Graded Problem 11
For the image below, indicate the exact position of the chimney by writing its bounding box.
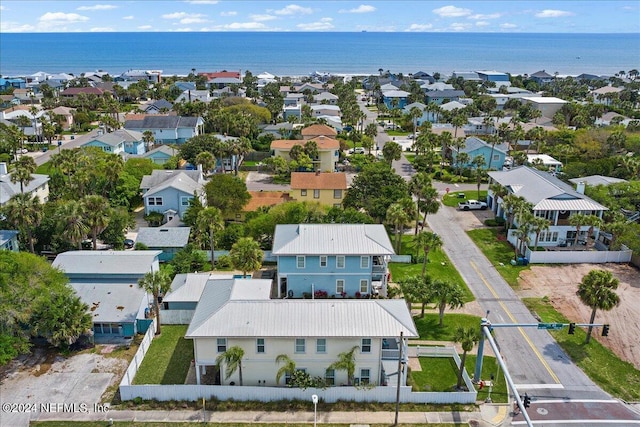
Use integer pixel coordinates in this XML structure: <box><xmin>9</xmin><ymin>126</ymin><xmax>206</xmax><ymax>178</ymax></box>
<box><xmin>576</xmin><ymin>181</ymin><xmax>586</xmax><ymax>194</ymax></box>
<box><xmin>0</xmin><ymin>162</ymin><xmax>7</xmax><ymax>175</ymax></box>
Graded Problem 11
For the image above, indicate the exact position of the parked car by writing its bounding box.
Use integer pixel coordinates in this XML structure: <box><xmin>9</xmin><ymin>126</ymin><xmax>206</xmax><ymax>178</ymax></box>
<box><xmin>458</xmin><ymin>200</ymin><xmax>488</xmax><ymax>211</ymax></box>
<box><xmin>124</xmin><ymin>239</ymin><xmax>135</xmax><ymax>249</ymax></box>
<box><xmin>349</xmin><ymin>147</ymin><xmax>366</xmax><ymax>154</ymax></box>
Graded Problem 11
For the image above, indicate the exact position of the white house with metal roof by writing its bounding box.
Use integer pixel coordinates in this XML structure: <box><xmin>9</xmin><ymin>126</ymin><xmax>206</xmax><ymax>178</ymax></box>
<box><xmin>135</xmin><ymin>227</ymin><xmax>191</xmax><ymax>262</ymax></box>
<box><xmin>271</xmin><ymin>224</ymin><xmax>394</xmax><ymax>299</ymax></box>
<box><xmin>0</xmin><ymin>162</ymin><xmax>50</xmax><ymax>207</ymax></box>
<box><xmin>488</xmin><ymin>166</ymin><xmax>608</xmax><ymax>251</ymax></box>
<box><xmin>185</xmin><ymin>277</ymin><xmax>417</xmax><ymax>388</ymax></box>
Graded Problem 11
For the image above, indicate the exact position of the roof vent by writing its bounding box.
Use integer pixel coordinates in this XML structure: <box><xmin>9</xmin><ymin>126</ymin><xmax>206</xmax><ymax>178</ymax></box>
<box><xmin>160</xmin><ymin>229</ymin><xmax>169</xmax><ymax>232</ymax></box>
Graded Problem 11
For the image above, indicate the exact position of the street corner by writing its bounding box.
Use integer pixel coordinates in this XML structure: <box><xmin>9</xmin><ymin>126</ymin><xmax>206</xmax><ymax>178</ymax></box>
<box><xmin>480</xmin><ymin>403</ymin><xmax>509</xmax><ymax>426</ymax></box>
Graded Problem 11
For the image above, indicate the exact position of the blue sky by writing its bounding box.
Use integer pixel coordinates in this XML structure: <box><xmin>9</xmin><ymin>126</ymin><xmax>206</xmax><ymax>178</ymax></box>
<box><xmin>1</xmin><ymin>1</ymin><xmax>638</xmax><ymax>33</ymax></box>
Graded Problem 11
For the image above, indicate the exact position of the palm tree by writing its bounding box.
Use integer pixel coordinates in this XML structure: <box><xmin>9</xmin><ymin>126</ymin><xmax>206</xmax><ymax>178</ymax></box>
<box><xmin>577</xmin><ymin>269</ymin><xmax>620</xmax><ymax>344</ymax></box>
<box><xmin>409</xmin><ymin>106</ymin><xmax>423</xmax><ymax>140</ymax></box>
<box><xmin>57</xmin><ymin>200</ymin><xmax>89</xmax><ymax>250</ymax></box>
<box><xmin>427</xmin><ymin>279</ymin><xmax>465</xmax><ymax>327</ymax></box>
<box><xmin>438</xmin><ymin>131</ymin><xmax>453</xmax><ymax>171</ymax></box>
<box><xmin>138</xmin><ymin>270</ymin><xmax>171</xmax><ymax>335</ymax></box>
<box><xmin>453</xmin><ymin>326</ymin><xmax>480</xmax><ymax>389</ymax></box>
<box><xmin>195</xmin><ymin>151</ymin><xmax>216</xmax><ymax>175</ymax></box>
<box><xmin>382</xmin><ymin>141</ymin><xmax>402</xmax><ymax>165</ymax></box>
<box><xmin>328</xmin><ymin>345</ymin><xmax>359</xmax><ymax>386</ymax></box>
<box><xmin>3</xmin><ymin>193</ymin><xmax>43</xmax><ymax>253</ymax></box>
<box><xmin>471</xmin><ymin>155</ymin><xmax>486</xmax><ymax>199</ymax></box>
<box><xmin>196</xmin><ymin>207</ymin><xmax>224</xmax><ymax>270</ymax></box>
<box><xmin>229</xmin><ymin>237</ymin><xmax>263</xmax><ymax>277</ymax></box>
<box><xmin>409</xmin><ymin>172</ymin><xmax>431</xmax><ymax>235</ymax></box>
<box><xmin>10</xmin><ymin>156</ymin><xmax>37</xmax><ymax>194</ymax></box>
<box><xmin>275</xmin><ymin>354</ymin><xmax>297</xmax><ymax>385</ymax></box>
<box><xmin>418</xmin><ymin>187</ymin><xmax>440</xmax><ymax>230</ymax></box>
<box><xmin>569</xmin><ymin>213</ymin><xmax>590</xmax><ymax>247</ymax></box>
<box><xmin>488</xmin><ymin>182</ymin><xmax>508</xmax><ymax>214</ymax></box>
<box><xmin>531</xmin><ymin>216</ymin><xmax>551</xmax><ymax>251</ymax></box>
<box><xmin>584</xmin><ymin>215</ymin><xmax>604</xmax><ymax>249</ymax></box>
<box><xmin>82</xmin><ymin>195</ymin><xmax>111</xmax><ymax>250</ymax></box>
<box><xmin>386</xmin><ymin>202</ymin><xmax>409</xmax><ymax>254</ymax></box>
<box><xmin>215</xmin><ymin>346</ymin><xmax>245</xmax><ymax>386</ymax></box>
<box><xmin>412</xmin><ymin>231</ymin><xmax>443</xmax><ymax>278</ymax></box>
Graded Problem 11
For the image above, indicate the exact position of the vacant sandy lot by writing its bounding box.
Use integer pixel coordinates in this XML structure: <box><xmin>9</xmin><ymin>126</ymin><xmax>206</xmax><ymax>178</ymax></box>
<box><xmin>518</xmin><ymin>263</ymin><xmax>640</xmax><ymax>370</ymax></box>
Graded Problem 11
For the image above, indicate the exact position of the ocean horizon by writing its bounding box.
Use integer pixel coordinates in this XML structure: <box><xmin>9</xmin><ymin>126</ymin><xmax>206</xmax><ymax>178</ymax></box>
<box><xmin>1</xmin><ymin>32</ymin><xmax>638</xmax><ymax>78</ymax></box>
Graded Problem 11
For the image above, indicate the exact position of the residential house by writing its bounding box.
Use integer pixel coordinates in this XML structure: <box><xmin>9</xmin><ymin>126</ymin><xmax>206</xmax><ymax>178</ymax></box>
<box><xmin>487</xmin><ymin>166</ymin><xmax>608</xmax><ymax>249</ymax></box>
<box><xmin>271</xmin><ymin>136</ymin><xmax>340</xmax><ymax>172</ymax></box>
<box><xmin>311</xmin><ymin>92</ymin><xmax>339</xmax><ymax>105</ymax></box>
<box><xmin>402</xmin><ymin>102</ymin><xmax>434</xmax><ymax>125</ymax></box>
<box><xmin>50</xmin><ymin>106</ymin><xmax>74</xmax><ymax>129</ymax></box>
<box><xmin>124</xmin><ymin>115</ymin><xmax>204</xmax><ymax>144</ymax></box>
<box><xmin>81</xmin><ymin>128</ymin><xmax>146</xmax><ymax>156</ymax></box>
<box><xmin>0</xmin><ymin>162</ymin><xmax>50</xmax><ymax>207</ymax></box>
<box><xmin>382</xmin><ymin>90</ymin><xmax>410</xmax><ymax>110</ymax></box>
<box><xmin>421</xmin><ymin>82</ymin><xmax>455</xmax><ymax>92</ymax></box>
<box><xmin>140</xmin><ymin>169</ymin><xmax>206</xmax><ymax>223</ymax></box>
<box><xmin>290</xmin><ymin>172</ymin><xmax>347</xmax><ymax>208</ymax></box>
<box><xmin>135</xmin><ymin>227</ymin><xmax>190</xmax><ymax>262</ymax></box>
<box><xmin>595</xmin><ymin>111</ymin><xmax>629</xmax><ymax>127</ymax></box>
<box><xmin>452</xmin><ymin>137</ymin><xmax>508</xmax><ymax>170</ymax></box>
<box><xmin>521</xmin><ymin>96</ymin><xmax>567</xmax><ymax>119</ymax></box>
<box><xmin>59</xmin><ymin>87</ymin><xmax>106</xmax><ymax>99</ymax></box>
<box><xmin>425</xmin><ymin>90</ymin><xmax>466</xmax><ymax>105</ymax></box>
<box><xmin>0</xmin><ymin>77</ymin><xmax>26</xmax><ymax>90</ymax></box>
<box><xmin>258</xmin><ymin>122</ymin><xmax>294</xmax><ymax>139</ymax></box>
<box><xmin>117</xmin><ymin>69</ymin><xmax>162</xmax><ymax>83</ymax></box>
<box><xmin>476</xmin><ymin>70</ymin><xmax>511</xmax><ymax>86</ymax></box>
<box><xmin>231</xmin><ymin>191</ymin><xmax>293</xmax><ymax>222</ymax></box>
<box><xmin>185</xmin><ymin>277</ymin><xmax>417</xmax><ymax>387</ymax></box>
<box><xmin>163</xmin><ymin>273</ymin><xmax>234</xmax><ymax>311</ymax></box>
<box><xmin>295</xmin><ymin>82</ymin><xmax>334</xmax><ymax>93</ymax></box>
<box><xmin>207</xmin><ymin>77</ymin><xmax>242</xmax><ymax>89</ymax></box>
<box><xmin>271</xmin><ymin>223</ymin><xmax>394</xmax><ymax>299</ymax></box>
<box><xmin>0</xmin><ymin>230</ymin><xmax>19</xmax><ymax>251</ymax></box>
<box><xmin>12</xmin><ymin>88</ymin><xmax>43</xmax><ymax>105</ymax></box>
<box><xmin>568</xmin><ymin>175</ymin><xmax>628</xmax><ymax>188</ymax></box>
<box><xmin>174</xmin><ymin>90</ymin><xmax>213</xmax><ymax>104</ymax></box>
<box><xmin>143</xmin><ymin>99</ymin><xmax>174</xmax><ymax>114</ymax></box>
<box><xmin>52</xmin><ymin>250</ymin><xmax>161</xmax><ymax>342</ymax></box>
<box><xmin>142</xmin><ymin>145</ymin><xmax>178</xmax><ymax>165</ymax></box>
<box><xmin>199</xmin><ymin>71</ymin><xmax>241</xmax><ymax>81</ymax></box>
<box><xmin>452</xmin><ymin>71</ymin><xmax>480</xmax><ymax>81</ymax></box>
<box><xmin>529</xmin><ymin>70</ymin><xmax>554</xmax><ymax>85</ymax></box>
<box><xmin>310</xmin><ymin>104</ymin><xmax>341</xmax><ymax>118</ymax></box>
<box><xmin>590</xmin><ymin>86</ymin><xmax>624</xmax><ymax>106</ymax></box>
<box><xmin>0</xmin><ymin>106</ymin><xmax>45</xmax><ymax>137</ymax></box>
<box><xmin>173</xmin><ymin>81</ymin><xmax>196</xmax><ymax>92</ymax></box>
<box><xmin>412</xmin><ymin>71</ymin><xmax>435</xmax><ymax>84</ymax></box>
<box><xmin>526</xmin><ymin>154</ymin><xmax>563</xmax><ymax>172</ymax></box>
<box><xmin>301</xmin><ymin>124</ymin><xmax>337</xmax><ymax>140</ymax></box>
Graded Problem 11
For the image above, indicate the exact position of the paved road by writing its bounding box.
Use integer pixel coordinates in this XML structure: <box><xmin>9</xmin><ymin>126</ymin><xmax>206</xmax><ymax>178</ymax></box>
<box><xmin>427</xmin><ymin>200</ymin><xmax>640</xmax><ymax>426</ymax></box>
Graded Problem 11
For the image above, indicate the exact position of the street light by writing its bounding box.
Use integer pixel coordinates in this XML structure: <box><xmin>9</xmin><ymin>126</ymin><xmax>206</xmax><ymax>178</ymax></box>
<box><xmin>311</xmin><ymin>394</ymin><xmax>318</xmax><ymax>427</ymax></box>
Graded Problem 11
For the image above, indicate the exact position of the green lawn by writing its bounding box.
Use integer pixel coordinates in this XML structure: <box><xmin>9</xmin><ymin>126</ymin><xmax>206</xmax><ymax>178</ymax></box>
<box><xmin>466</xmin><ymin>228</ymin><xmax>528</xmax><ymax>288</ymax></box>
<box><xmin>35</xmin><ymin>161</ymin><xmax>53</xmax><ymax>175</ymax></box>
<box><xmin>133</xmin><ymin>325</ymin><xmax>193</xmax><ymax>385</ymax></box>
<box><xmin>442</xmin><ymin>190</ymin><xmax>488</xmax><ymax>207</ymax></box>
<box><xmin>522</xmin><ymin>298</ymin><xmax>640</xmax><ymax>402</ymax></box>
<box><xmin>412</xmin><ymin>313</ymin><xmax>481</xmax><ymax>341</ymax></box>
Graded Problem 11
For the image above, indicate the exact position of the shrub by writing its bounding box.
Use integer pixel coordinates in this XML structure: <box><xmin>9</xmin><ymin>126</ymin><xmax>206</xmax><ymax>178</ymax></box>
<box><xmin>215</xmin><ymin>254</ymin><xmax>233</xmax><ymax>270</ymax></box>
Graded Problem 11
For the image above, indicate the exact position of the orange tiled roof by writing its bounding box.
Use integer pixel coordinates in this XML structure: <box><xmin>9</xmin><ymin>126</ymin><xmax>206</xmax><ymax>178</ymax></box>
<box><xmin>290</xmin><ymin>172</ymin><xmax>347</xmax><ymax>190</ymax></box>
<box><xmin>301</xmin><ymin>124</ymin><xmax>337</xmax><ymax>137</ymax></box>
<box><xmin>244</xmin><ymin>191</ymin><xmax>293</xmax><ymax>212</ymax></box>
<box><xmin>198</xmin><ymin>71</ymin><xmax>241</xmax><ymax>79</ymax></box>
<box><xmin>271</xmin><ymin>136</ymin><xmax>340</xmax><ymax>150</ymax></box>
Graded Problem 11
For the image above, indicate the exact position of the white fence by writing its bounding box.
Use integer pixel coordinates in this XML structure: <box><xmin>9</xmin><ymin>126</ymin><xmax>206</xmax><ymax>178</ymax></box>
<box><xmin>413</xmin><ymin>346</ymin><xmax>476</xmax><ymax>398</ymax></box>
<box><xmin>525</xmin><ymin>247</ymin><xmax>632</xmax><ymax>264</ymax></box>
<box><xmin>120</xmin><ymin>319</ymin><xmax>155</xmax><ymax>387</ymax></box>
<box><xmin>160</xmin><ymin>310</ymin><xmax>194</xmax><ymax>325</ymax></box>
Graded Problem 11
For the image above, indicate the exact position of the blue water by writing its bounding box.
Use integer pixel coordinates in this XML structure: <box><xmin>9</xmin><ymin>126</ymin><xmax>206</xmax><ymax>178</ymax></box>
<box><xmin>1</xmin><ymin>32</ymin><xmax>638</xmax><ymax>77</ymax></box>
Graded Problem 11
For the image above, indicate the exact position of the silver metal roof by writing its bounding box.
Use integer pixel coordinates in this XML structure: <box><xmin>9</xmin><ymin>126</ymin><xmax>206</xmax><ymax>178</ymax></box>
<box><xmin>52</xmin><ymin>250</ymin><xmax>161</xmax><ymax>276</ymax></box>
<box><xmin>143</xmin><ymin>172</ymin><xmax>202</xmax><ymax>198</ymax></box>
<box><xmin>568</xmin><ymin>175</ymin><xmax>628</xmax><ymax>187</ymax></box>
<box><xmin>164</xmin><ymin>273</ymin><xmax>233</xmax><ymax>303</ymax></box>
<box><xmin>71</xmin><ymin>282</ymin><xmax>147</xmax><ymax>323</ymax></box>
<box><xmin>186</xmin><ymin>280</ymin><xmax>417</xmax><ymax>339</ymax></box>
<box><xmin>136</xmin><ymin>227</ymin><xmax>191</xmax><ymax>248</ymax></box>
<box><xmin>272</xmin><ymin>224</ymin><xmax>395</xmax><ymax>256</ymax></box>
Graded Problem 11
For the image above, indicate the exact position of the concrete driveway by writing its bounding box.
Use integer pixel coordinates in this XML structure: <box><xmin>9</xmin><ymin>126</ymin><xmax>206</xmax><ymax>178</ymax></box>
<box><xmin>245</xmin><ymin>171</ymin><xmax>291</xmax><ymax>192</ymax></box>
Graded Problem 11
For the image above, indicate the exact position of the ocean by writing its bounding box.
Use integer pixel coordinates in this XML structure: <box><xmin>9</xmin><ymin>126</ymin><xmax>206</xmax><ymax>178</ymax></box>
<box><xmin>0</xmin><ymin>32</ymin><xmax>638</xmax><ymax>78</ymax></box>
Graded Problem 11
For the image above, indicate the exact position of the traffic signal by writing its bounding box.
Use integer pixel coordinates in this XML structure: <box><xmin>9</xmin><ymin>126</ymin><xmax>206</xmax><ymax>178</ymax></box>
<box><xmin>602</xmin><ymin>324</ymin><xmax>610</xmax><ymax>337</ymax></box>
<box><xmin>523</xmin><ymin>393</ymin><xmax>531</xmax><ymax>408</ymax></box>
<box><xmin>568</xmin><ymin>322</ymin><xmax>576</xmax><ymax>335</ymax></box>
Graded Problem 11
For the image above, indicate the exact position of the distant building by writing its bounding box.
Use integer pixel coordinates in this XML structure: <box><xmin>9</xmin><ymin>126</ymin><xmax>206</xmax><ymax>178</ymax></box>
<box><xmin>0</xmin><ymin>230</ymin><xmax>19</xmax><ymax>251</ymax></box>
<box><xmin>290</xmin><ymin>171</ymin><xmax>347</xmax><ymax>208</ymax></box>
<box><xmin>0</xmin><ymin>162</ymin><xmax>50</xmax><ymax>207</ymax></box>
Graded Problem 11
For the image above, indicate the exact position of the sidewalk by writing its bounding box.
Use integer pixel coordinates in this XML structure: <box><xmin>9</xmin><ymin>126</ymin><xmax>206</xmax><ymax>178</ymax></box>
<box><xmin>33</xmin><ymin>405</ymin><xmax>509</xmax><ymax>426</ymax></box>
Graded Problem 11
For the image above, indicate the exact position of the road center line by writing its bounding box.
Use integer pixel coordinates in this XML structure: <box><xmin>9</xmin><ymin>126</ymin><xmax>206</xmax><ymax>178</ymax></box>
<box><xmin>512</xmin><ymin>420</ymin><xmax>640</xmax><ymax>425</ymax></box>
<box><xmin>469</xmin><ymin>260</ymin><xmax>560</xmax><ymax>383</ymax></box>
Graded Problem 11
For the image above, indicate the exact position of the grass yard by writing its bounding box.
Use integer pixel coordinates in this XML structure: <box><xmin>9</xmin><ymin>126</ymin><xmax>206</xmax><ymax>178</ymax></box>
<box><xmin>465</xmin><ymin>355</ymin><xmax>508</xmax><ymax>403</ymax></box>
<box><xmin>412</xmin><ymin>313</ymin><xmax>481</xmax><ymax>341</ymax></box>
<box><xmin>35</xmin><ymin>161</ymin><xmax>53</xmax><ymax>175</ymax></box>
<box><xmin>523</xmin><ymin>298</ymin><xmax>640</xmax><ymax>402</ymax></box>
<box><xmin>132</xmin><ymin>325</ymin><xmax>193</xmax><ymax>385</ymax></box>
<box><xmin>442</xmin><ymin>190</ymin><xmax>488</xmax><ymax>207</ymax></box>
<box><xmin>466</xmin><ymin>228</ymin><xmax>528</xmax><ymax>288</ymax></box>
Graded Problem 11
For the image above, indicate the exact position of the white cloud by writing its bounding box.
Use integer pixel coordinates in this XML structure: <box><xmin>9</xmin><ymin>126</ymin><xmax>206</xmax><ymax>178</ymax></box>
<box><xmin>162</xmin><ymin>12</ymin><xmax>206</xmax><ymax>23</ymax></box>
<box><xmin>220</xmin><ymin>22</ymin><xmax>268</xmax><ymax>29</ymax></box>
<box><xmin>273</xmin><ymin>4</ymin><xmax>313</xmax><ymax>16</ymax></box>
<box><xmin>90</xmin><ymin>27</ymin><xmax>115</xmax><ymax>32</ymax></box>
<box><xmin>138</xmin><ymin>25</ymin><xmax>152</xmax><ymax>30</ymax></box>
<box><xmin>163</xmin><ymin>12</ymin><xmax>188</xmax><ymax>19</ymax></box>
<box><xmin>184</xmin><ymin>0</ymin><xmax>218</xmax><ymax>4</ymax></box>
<box><xmin>250</xmin><ymin>14</ymin><xmax>277</xmax><ymax>22</ymax></box>
<box><xmin>535</xmin><ymin>9</ymin><xmax>574</xmax><ymax>18</ymax></box>
<box><xmin>475</xmin><ymin>21</ymin><xmax>490</xmax><ymax>27</ymax></box>
<box><xmin>339</xmin><ymin>5</ymin><xmax>376</xmax><ymax>14</ymax></box>
<box><xmin>220</xmin><ymin>11</ymin><xmax>237</xmax><ymax>17</ymax></box>
<box><xmin>0</xmin><ymin>5</ymin><xmax>6</xmax><ymax>10</ymax></box>
<box><xmin>181</xmin><ymin>17</ymin><xmax>208</xmax><ymax>24</ymax></box>
<box><xmin>77</xmin><ymin>4</ymin><xmax>117</xmax><ymax>11</ymax></box>
<box><xmin>297</xmin><ymin>17</ymin><xmax>334</xmax><ymax>31</ymax></box>
<box><xmin>405</xmin><ymin>23</ymin><xmax>433</xmax><ymax>32</ymax></box>
<box><xmin>432</xmin><ymin>5</ymin><xmax>471</xmax><ymax>18</ymax></box>
<box><xmin>468</xmin><ymin>13</ymin><xmax>501</xmax><ymax>20</ymax></box>
<box><xmin>500</xmin><ymin>23</ymin><xmax>517</xmax><ymax>29</ymax></box>
<box><xmin>39</xmin><ymin>12</ymin><xmax>90</xmax><ymax>23</ymax></box>
<box><xmin>123</xmin><ymin>15</ymin><xmax>134</xmax><ymax>20</ymax></box>
<box><xmin>449</xmin><ymin>22</ymin><xmax>472</xmax><ymax>31</ymax></box>
<box><xmin>0</xmin><ymin>21</ymin><xmax>37</xmax><ymax>32</ymax></box>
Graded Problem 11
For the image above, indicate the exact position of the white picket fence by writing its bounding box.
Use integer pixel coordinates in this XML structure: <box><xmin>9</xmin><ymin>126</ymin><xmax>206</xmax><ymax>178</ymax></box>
<box><xmin>524</xmin><ymin>247</ymin><xmax>632</xmax><ymax>264</ymax></box>
<box><xmin>120</xmin><ymin>319</ymin><xmax>155</xmax><ymax>387</ymax></box>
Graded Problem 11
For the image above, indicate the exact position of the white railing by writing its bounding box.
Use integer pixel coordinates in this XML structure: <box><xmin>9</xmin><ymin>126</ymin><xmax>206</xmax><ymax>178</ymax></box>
<box><xmin>120</xmin><ymin>319</ymin><xmax>156</xmax><ymax>387</ymax></box>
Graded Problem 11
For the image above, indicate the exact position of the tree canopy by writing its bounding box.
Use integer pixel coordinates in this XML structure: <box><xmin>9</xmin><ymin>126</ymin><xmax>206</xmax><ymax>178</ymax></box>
<box><xmin>204</xmin><ymin>174</ymin><xmax>251</xmax><ymax>217</ymax></box>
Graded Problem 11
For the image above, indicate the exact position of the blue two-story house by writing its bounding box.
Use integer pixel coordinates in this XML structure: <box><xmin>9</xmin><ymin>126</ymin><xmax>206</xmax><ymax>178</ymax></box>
<box><xmin>140</xmin><ymin>169</ymin><xmax>206</xmax><ymax>224</ymax></box>
<box><xmin>452</xmin><ymin>136</ymin><xmax>509</xmax><ymax>170</ymax></box>
<box><xmin>271</xmin><ymin>224</ymin><xmax>395</xmax><ymax>299</ymax></box>
<box><xmin>81</xmin><ymin>129</ymin><xmax>146</xmax><ymax>156</ymax></box>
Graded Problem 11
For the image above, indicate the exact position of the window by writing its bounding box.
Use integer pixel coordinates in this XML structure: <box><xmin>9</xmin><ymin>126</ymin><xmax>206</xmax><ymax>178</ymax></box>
<box><xmin>360</xmin><ymin>256</ymin><xmax>369</xmax><ymax>269</ymax></box>
<box><xmin>295</xmin><ymin>338</ymin><xmax>306</xmax><ymax>353</ymax></box>
<box><xmin>180</xmin><ymin>196</ymin><xmax>191</xmax><ymax>206</ymax></box>
<box><xmin>325</xmin><ymin>368</ymin><xmax>335</xmax><ymax>386</ymax></box>
<box><xmin>256</xmin><ymin>338</ymin><xmax>265</xmax><ymax>353</ymax></box>
<box><xmin>301</xmin><ymin>189</ymin><xmax>307</xmax><ymax>196</ymax></box>
<box><xmin>336</xmin><ymin>279</ymin><xmax>345</xmax><ymax>294</ymax></box>
<box><xmin>313</xmin><ymin>189</ymin><xmax>320</xmax><ymax>199</ymax></box>
<box><xmin>316</xmin><ymin>338</ymin><xmax>326</xmax><ymax>353</ymax></box>
<box><xmin>361</xmin><ymin>338</ymin><xmax>371</xmax><ymax>353</ymax></box>
<box><xmin>296</xmin><ymin>256</ymin><xmax>305</xmax><ymax>269</ymax></box>
<box><xmin>217</xmin><ymin>338</ymin><xmax>227</xmax><ymax>353</ymax></box>
<box><xmin>360</xmin><ymin>279</ymin><xmax>368</xmax><ymax>293</ymax></box>
<box><xmin>360</xmin><ymin>368</ymin><xmax>371</xmax><ymax>385</ymax></box>
<box><xmin>333</xmin><ymin>189</ymin><xmax>342</xmax><ymax>199</ymax></box>
<box><xmin>320</xmin><ymin>256</ymin><xmax>327</xmax><ymax>267</ymax></box>
<box><xmin>336</xmin><ymin>256</ymin><xmax>345</xmax><ymax>269</ymax></box>
<box><xmin>148</xmin><ymin>197</ymin><xmax>163</xmax><ymax>206</ymax></box>
<box><xmin>493</xmin><ymin>154</ymin><xmax>499</xmax><ymax>160</ymax></box>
